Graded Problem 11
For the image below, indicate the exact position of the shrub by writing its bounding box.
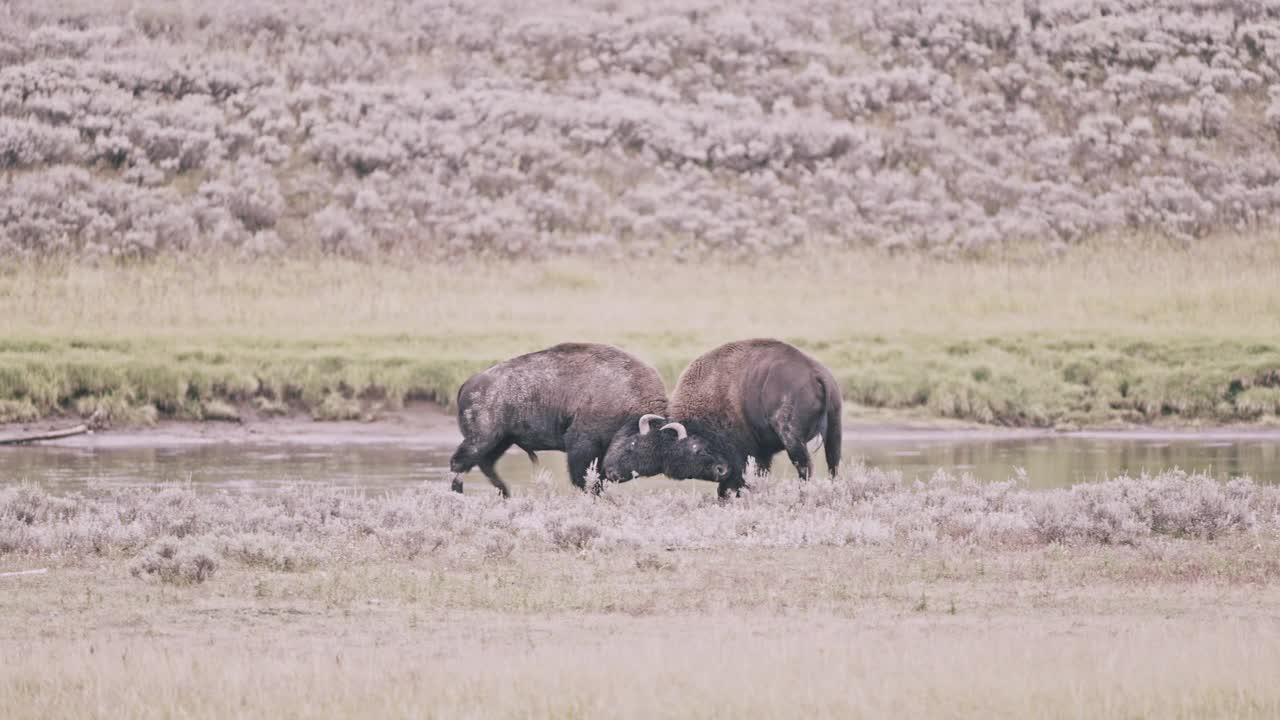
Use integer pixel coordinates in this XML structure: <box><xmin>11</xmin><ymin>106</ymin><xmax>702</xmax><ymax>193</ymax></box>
<box><xmin>129</xmin><ymin>536</ymin><xmax>220</xmax><ymax>584</ymax></box>
<box><xmin>4</xmin><ymin>1</ymin><xmax>1280</xmax><ymax>258</ymax></box>
<box><xmin>0</xmin><ymin>117</ymin><xmax>82</xmax><ymax>167</ymax></box>
<box><xmin>200</xmin><ymin>400</ymin><xmax>241</xmax><ymax>422</ymax></box>
<box><xmin>311</xmin><ymin>392</ymin><xmax>363</xmax><ymax>421</ymax></box>
<box><xmin>251</xmin><ymin>396</ymin><xmax>291</xmax><ymax>417</ymax></box>
<box><xmin>218</xmin><ymin>532</ymin><xmax>324</xmax><ymax>571</ymax></box>
<box><xmin>2</xmin><ymin>468</ymin><xmax>1276</xmax><ymax>565</ymax></box>
<box><xmin>547</xmin><ymin>516</ymin><xmax>602</xmax><ymax>551</ymax></box>
<box><xmin>0</xmin><ymin>399</ymin><xmax>40</xmax><ymax>423</ymax></box>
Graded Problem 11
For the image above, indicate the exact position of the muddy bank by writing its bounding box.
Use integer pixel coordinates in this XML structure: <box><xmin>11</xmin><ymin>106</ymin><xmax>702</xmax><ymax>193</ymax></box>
<box><xmin>0</xmin><ymin>403</ymin><xmax>460</xmax><ymax>449</ymax></box>
<box><xmin>6</xmin><ymin>401</ymin><xmax>1280</xmax><ymax>450</ymax></box>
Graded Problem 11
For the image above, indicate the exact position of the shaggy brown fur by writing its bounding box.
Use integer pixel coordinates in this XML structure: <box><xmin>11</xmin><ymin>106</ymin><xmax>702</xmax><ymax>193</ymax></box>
<box><xmin>450</xmin><ymin>343</ymin><xmax>667</xmax><ymax>496</ymax></box>
<box><xmin>666</xmin><ymin>339</ymin><xmax>842</xmax><ymax>495</ymax></box>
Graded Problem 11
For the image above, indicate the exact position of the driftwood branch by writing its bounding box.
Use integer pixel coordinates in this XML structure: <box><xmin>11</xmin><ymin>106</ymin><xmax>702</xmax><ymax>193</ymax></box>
<box><xmin>0</xmin><ymin>569</ymin><xmax>49</xmax><ymax>578</ymax></box>
<box><xmin>0</xmin><ymin>424</ymin><xmax>89</xmax><ymax>446</ymax></box>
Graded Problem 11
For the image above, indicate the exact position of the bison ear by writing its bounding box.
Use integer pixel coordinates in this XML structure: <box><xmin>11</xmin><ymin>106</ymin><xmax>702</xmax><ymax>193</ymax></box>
<box><xmin>638</xmin><ymin>413</ymin><xmax>665</xmax><ymax>435</ymax></box>
<box><xmin>659</xmin><ymin>422</ymin><xmax>688</xmax><ymax>441</ymax></box>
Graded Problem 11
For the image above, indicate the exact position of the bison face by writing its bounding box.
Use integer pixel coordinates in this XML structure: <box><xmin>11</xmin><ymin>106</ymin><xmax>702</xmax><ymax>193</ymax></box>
<box><xmin>603</xmin><ymin>414</ymin><xmax>669</xmax><ymax>483</ymax></box>
<box><xmin>659</xmin><ymin>425</ymin><xmax>741</xmax><ymax>487</ymax></box>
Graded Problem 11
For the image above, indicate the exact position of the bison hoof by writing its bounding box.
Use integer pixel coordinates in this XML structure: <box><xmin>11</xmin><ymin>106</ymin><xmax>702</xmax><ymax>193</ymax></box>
<box><xmin>717</xmin><ymin>482</ymin><xmax>745</xmax><ymax>500</ymax></box>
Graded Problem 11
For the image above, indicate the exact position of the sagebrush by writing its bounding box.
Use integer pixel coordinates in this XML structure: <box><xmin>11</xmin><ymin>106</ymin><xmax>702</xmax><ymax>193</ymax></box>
<box><xmin>4</xmin><ymin>0</ymin><xmax>1280</xmax><ymax>258</ymax></box>
<box><xmin>2</xmin><ymin>467</ymin><xmax>1277</xmax><ymax>566</ymax></box>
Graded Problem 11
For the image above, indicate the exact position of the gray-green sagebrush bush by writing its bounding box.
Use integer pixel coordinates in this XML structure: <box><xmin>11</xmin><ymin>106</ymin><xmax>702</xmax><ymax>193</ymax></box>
<box><xmin>3</xmin><ymin>468</ymin><xmax>1277</xmax><ymax>576</ymax></box>
<box><xmin>5</xmin><ymin>0</ymin><xmax>1280</xmax><ymax>258</ymax></box>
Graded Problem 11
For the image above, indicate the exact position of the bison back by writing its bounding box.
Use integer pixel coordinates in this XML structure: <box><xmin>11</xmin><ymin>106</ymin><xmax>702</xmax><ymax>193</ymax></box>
<box><xmin>457</xmin><ymin>343</ymin><xmax>666</xmax><ymax>449</ymax></box>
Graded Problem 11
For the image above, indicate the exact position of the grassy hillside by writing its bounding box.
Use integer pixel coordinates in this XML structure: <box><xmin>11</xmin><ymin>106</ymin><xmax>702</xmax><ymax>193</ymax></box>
<box><xmin>5</xmin><ymin>1</ymin><xmax>1280</xmax><ymax>428</ymax></box>
<box><xmin>4</xmin><ymin>0</ymin><xmax>1280</xmax><ymax>259</ymax></box>
<box><xmin>4</xmin><ymin>236</ymin><xmax>1279</xmax><ymax>428</ymax></box>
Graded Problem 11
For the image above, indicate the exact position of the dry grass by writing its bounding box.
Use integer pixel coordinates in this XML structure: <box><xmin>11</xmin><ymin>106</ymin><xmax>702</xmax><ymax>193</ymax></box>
<box><xmin>5</xmin><ymin>237</ymin><xmax>1280</xmax><ymax>340</ymax></box>
<box><xmin>3</xmin><ymin>543</ymin><xmax>1280</xmax><ymax>719</ymax></box>
<box><xmin>2</xmin><ymin>237</ymin><xmax>1280</xmax><ymax>427</ymax></box>
<box><xmin>4</xmin><ymin>467</ymin><xmax>1280</xmax><ymax>717</ymax></box>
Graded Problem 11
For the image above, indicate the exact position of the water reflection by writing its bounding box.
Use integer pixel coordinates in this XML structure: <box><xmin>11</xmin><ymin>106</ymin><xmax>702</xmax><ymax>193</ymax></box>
<box><xmin>0</xmin><ymin>434</ymin><xmax>1276</xmax><ymax>493</ymax></box>
<box><xmin>852</xmin><ymin>436</ymin><xmax>1279</xmax><ymax>490</ymax></box>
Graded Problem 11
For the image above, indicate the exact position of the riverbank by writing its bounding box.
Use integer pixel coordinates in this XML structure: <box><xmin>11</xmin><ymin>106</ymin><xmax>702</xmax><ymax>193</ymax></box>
<box><xmin>8</xmin><ymin>400</ymin><xmax>1280</xmax><ymax>452</ymax></box>
<box><xmin>3</xmin><ymin>241</ymin><xmax>1279</xmax><ymax>429</ymax></box>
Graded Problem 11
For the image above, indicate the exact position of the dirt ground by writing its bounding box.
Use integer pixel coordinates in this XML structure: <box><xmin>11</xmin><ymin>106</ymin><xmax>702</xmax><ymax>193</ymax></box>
<box><xmin>0</xmin><ymin>402</ymin><xmax>461</xmax><ymax>449</ymax></box>
<box><xmin>3</xmin><ymin>546</ymin><xmax>1280</xmax><ymax>718</ymax></box>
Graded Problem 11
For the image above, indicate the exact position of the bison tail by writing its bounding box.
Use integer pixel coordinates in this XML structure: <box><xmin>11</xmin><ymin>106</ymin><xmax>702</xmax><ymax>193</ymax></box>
<box><xmin>818</xmin><ymin>375</ymin><xmax>842</xmax><ymax>477</ymax></box>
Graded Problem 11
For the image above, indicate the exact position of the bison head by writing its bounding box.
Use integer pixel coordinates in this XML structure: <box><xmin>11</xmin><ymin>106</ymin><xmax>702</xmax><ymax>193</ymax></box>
<box><xmin>602</xmin><ymin>413</ymin><xmax>669</xmax><ymax>483</ymax></box>
<box><xmin>655</xmin><ymin>421</ymin><xmax>742</xmax><ymax>488</ymax></box>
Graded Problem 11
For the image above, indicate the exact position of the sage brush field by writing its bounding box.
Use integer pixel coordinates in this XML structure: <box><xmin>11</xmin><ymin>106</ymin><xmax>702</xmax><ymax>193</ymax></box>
<box><xmin>5</xmin><ymin>469</ymin><xmax>1280</xmax><ymax>718</ymax></box>
<box><xmin>4</xmin><ymin>467</ymin><xmax>1278</xmax><ymax>564</ymax></box>
<box><xmin>4</xmin><ymin>0</ymin><xmax>1280</xmax><ymax>257</ymax></box>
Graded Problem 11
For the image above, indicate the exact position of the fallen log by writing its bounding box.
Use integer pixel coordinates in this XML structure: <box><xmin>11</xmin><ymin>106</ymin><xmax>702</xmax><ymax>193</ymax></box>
<box><xmin>0</xmin><ymin>569</ymin><xmax>49</xmax><ymax>578</ymax></box>
<box><xmin>0</xmin><ymin>424</ymin><xmax>89</xmax><ymax>445</ymax></box>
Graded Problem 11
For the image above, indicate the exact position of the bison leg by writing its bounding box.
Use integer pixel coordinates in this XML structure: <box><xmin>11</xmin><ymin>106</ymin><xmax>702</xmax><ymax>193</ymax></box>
<box><xmin>566</xmin><ymin>442</ymin><xmax>606</xmax><ymax>493</ymax></box>
<box><xmin>517</xmin><ymin>443</ymin><xmax>539</xmax><ymax>465</ymax></box>
<box><xmin>754</xmin><ymin>453</ymin><xmax>774</xmax><ymax>477</ymax></box>
<box><xmin>477</xmin><ymin>438</ymin><xmax>515</xmax><ymax>498</ymax></box>
<box><xmin>450</xmin><ymin>437</ymin><xmax>513</xmax><ymax>497</ymax></box>
<box><xmin>448</xmin><ymin>444</ymin><xmax>483</xmax><ymax>493</ymax></box>
<box><xmin>587</xmin><ymin>451</ymin><xmax>610</xmax><ymax>493</ymax></box>
<box><xmin>775</xmin><ymin>414</ymin><xmax>818</xmax><ymax>480</ymax></box>
<box><xmin>717</xmin><ymin>480</ymin><xmax>744</xmax><ymax>499</ymax></box>
<box><xmin>566</xmin><ymin>449</ymin><xmax>592</xmax><ymax>492</ymax></box>
<box><xmin>564</xmin><ymin>425</ymin><xmax>609</xmax><ymax>492</ymax></box>
<box><xmin>477</xmin><ymin>458</ymin><xmax>510</xmax><ymax>498</ymax></box>
<box><xmin>783</xmin><ymin>441</ymin><xmax>813</xmax><ymax>481</ymax></box>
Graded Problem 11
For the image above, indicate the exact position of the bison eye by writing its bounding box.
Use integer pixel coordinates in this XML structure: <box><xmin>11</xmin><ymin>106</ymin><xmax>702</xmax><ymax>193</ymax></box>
<box><xmin>714</xmin><ymin>464</ymin><xmax>728</xmax><ymax>477</ymax></box>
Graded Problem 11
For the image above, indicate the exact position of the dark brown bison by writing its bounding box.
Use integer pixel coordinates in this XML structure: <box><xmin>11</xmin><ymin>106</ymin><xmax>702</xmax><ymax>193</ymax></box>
<box><xmin>449</xmin><ymin>343</ymin><xmax>667</xmax><ymax>497</ymax></box>
<box><xmin>603</xmin><ymin>338</ymin><xmax>841</xmax><ymax>497</ymax></box>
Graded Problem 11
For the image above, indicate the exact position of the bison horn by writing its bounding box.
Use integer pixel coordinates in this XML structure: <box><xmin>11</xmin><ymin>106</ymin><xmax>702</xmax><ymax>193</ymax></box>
<box><xmin>660</xmin><ymin>422</ymin><xmax>688</xmax><ymax>441</ymax></box>
<box><xmin>638</xmin><ymin>414</ymin><xmax>665</xmax><ymax>435</ymax></box>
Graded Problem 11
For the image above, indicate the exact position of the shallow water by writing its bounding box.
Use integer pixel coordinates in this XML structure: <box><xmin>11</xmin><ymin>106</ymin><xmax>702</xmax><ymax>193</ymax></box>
<box><xmin>1</xmin><ymin>432</ymin><xmax>1277</xmax><ymax>494</ymax></box>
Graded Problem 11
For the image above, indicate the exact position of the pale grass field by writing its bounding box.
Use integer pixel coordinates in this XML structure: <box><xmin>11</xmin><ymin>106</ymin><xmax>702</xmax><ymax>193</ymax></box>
<box><xmin>5</xmin><ymin>237</ymin><xmax>1280</xmax><ymax>341</ymax></box>
<box><xmin>3</xmin><ymin>237</ymin><xmax>1280</xmax><ymax>426</ymax></box>
<box><xmin>3</xmin><ymin>470</ymin><xmax>1279</xmax><ymax>718</ymax></box>
<box><xmin>3</xmin><ymin>544</ymin><xmax>1280</xmax><ymax>719</ymax></box>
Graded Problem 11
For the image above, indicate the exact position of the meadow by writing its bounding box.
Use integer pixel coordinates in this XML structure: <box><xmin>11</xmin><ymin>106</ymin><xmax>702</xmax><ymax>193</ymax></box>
<box><xmin>3</xmin><ymin>236</ymin><xmax>1280</xmax><ymax>428</ymax></box>
<box><xmin>3</xmin><ymin>467</ymin><xmax>1280</xmax><ymax>717</ymax></box>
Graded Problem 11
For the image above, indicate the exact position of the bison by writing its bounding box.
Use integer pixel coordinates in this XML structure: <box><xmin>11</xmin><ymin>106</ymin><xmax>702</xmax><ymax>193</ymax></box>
<box><xmin>449</xmin><ymin>343</ymin><xmax>667</xmax><ymax>497</ymax></box>
<box><xmin>603</xmin><ymin>338</ymin><xmax>842</xmax><ymax>498</ymax></box>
